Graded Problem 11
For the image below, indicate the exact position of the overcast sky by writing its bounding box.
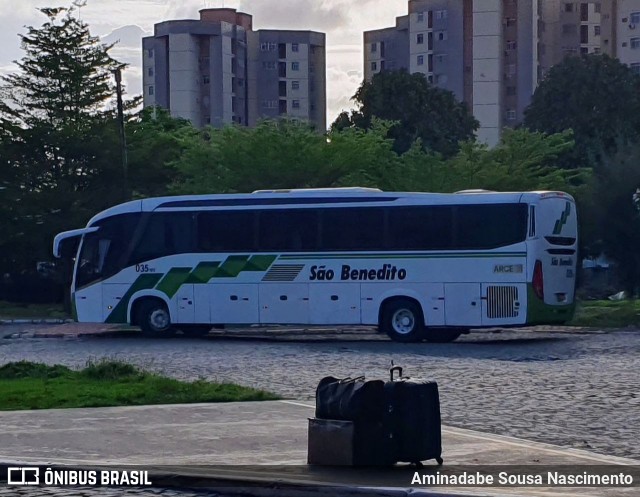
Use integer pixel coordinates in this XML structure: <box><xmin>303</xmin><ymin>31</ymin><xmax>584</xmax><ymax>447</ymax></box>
<box><xmin>0</xmin><ymin>0</ymin><xmax>410</xmax><ymax>125</ymax></box>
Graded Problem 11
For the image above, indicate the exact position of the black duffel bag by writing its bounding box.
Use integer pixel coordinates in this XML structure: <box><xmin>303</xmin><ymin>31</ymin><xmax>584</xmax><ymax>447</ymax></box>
<box><xmin>315</xmin><ymin>376</ymin><xmax>385</xmax><ymax>421</ymax></box>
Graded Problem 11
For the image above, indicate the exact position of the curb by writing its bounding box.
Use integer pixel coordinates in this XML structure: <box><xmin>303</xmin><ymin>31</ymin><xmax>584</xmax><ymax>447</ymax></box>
<box><xmin>0</xmin><ymin>319</ymin><xmax>73</xmax><ymax>325</ymax></box>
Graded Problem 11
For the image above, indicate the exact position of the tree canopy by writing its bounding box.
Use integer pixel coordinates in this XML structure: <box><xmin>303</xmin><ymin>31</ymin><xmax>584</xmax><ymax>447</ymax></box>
<box><xmin>523</xmin><ymin>54</ymin><xmax>640</xmax><ymax>169</ymax></box>
<box><xmin>332</xmin><ymin>70</ymin><xmax>479</xmax><ymax>157</ymax></box>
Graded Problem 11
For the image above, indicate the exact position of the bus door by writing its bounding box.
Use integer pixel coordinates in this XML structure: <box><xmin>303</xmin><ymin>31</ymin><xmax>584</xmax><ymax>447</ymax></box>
<box><xmin>533</xmin><ymin>197</ymin><xmax>578</xmax><ymax>306</ymax></box>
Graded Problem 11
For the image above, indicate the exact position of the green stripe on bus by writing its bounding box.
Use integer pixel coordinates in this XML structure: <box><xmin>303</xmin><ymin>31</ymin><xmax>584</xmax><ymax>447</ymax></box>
<box><xmin>156</xmin><ymin>267</ymin><xmax>192</xmax><ymax>298</ymax></box>
<box><xmin>553</xmin><ymin>202</ymin><xmax>571</xmax><ymax>235</ymax></box>
<box><xmin>244</xmin><ymin>255</ymin><xmax>278</xmax><ymax>271</ymax></box>
<box><xmin>184</xmin><ymin>261</ymin><xmax>220</xmax><ymax>284</ymax></box>
<box><xmin>214</xmin><ymin>255</ymin><xmax>250</xmax><ymax>278</ymax></box>
<box><xmin>105</xmin><ymin>273</ymin><xmax>164</xmax><ymax>324</ymax></box>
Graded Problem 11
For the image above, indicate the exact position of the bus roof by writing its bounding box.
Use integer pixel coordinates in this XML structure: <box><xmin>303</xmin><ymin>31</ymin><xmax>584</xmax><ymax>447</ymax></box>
<box><xmin>86</xmin><ymin>189</ymin><xmax>575</xmax><ymax>226</ymax></box>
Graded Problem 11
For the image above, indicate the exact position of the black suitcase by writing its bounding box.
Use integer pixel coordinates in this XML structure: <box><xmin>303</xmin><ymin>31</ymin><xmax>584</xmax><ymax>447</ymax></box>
<box><xmin>307</xmin><ymin>418</ymin><xmax>396</xmax><ymax>466</ymax></box>
<box><xmin>384</xmin><ymin>366</ymin><xmax>443</xmax><ymax>466</ymax></box>
<box><xmin>315</xmin><ymin>375</ymin><xmax>385</xmax><ymax>422</ymax></box>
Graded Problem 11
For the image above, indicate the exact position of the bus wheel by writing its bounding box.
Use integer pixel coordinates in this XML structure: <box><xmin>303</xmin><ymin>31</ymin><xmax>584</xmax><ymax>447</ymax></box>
<box><xmin>424</xmin><ymin>328</ymin><xmax>462</xmax><ymax>343</ymax></box>
<box><xmin>138</xmin><ymin>300</ymin><xmax>174</xmax><ymax>337</ymax></box>
<box><xmin>382</xmin><ymin>299</ymin><xmax>424</xmax><ymax>343</ymax></box>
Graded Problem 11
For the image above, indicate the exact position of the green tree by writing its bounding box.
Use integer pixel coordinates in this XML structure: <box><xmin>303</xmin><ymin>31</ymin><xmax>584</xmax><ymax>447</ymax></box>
<box><xmin>0</xmin><ymin>4</ymin><xmax>126</xmax><ymax>281</ymax></box>
<box><xmin>332</xmin><ymin>70</ymin><xmax>479</xmax><ymax>157</ymax></box>
<box><xmin>589</xmin><ymin>146</ymin><xmax>640</xmax><ymax>294</ymax></box>
<box><xmin>523</xmin><ymin>54</ymin><xmax>640</xmax><ymax>169</ymax></box>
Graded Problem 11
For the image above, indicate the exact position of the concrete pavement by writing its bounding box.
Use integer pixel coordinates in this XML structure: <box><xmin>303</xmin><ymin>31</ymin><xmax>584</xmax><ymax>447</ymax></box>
<box><xmin>0</xmin><ymin>401</ymin><xmax>637</xmax><ymax>496</ymax></box>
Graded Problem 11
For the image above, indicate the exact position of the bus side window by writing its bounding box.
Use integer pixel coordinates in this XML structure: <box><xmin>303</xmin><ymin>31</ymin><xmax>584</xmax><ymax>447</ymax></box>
<box><xmin>197</xmin><ymin>210</ymin><xmax>256</xmax><ymax>252</ymax></box>
<box><xmin>388</xmin><ymin>206</ymin><xmax>453</xmax><ymax>250</ymax></box>
<box><xmin>258</xmin><ymin>209</ymin><xmax>318</xmax><ymax>252</ymax></box>
<box><xmin>321</xmin><ymin>208</ymin><xmax>385</xmax><ymax>251</ymax></box>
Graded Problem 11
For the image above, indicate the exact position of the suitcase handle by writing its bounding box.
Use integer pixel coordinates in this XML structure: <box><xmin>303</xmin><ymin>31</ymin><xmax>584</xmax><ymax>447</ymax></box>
<box><xmin>389</xmin><ymin>366</ymin><xmax>403</xmax><ymax>381</ymax></box>
<box><xmin>339</xmin><ymin>376</ymin><xmax>365</xmax><ymax>383</ymax></box>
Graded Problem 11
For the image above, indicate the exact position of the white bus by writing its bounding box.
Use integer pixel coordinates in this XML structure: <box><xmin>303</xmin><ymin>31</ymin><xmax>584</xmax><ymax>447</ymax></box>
<box><xmin>53</xmin><ymin>188</ymin><xmax>577</xmax><ymax>343</ymax></box>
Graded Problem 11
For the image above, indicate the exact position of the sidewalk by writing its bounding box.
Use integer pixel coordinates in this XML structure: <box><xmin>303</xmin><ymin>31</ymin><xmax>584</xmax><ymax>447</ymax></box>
<box><xmin>0</xmin><ymin>401</ymin><xmax>637</xmax><ymax>496</ymax></box>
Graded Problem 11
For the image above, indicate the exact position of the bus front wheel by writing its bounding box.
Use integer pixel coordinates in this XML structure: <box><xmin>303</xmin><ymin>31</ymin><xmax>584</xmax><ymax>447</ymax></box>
<box><xmin>381</xmin><ymin>299</ymin><xmax>424</xmax><ymax>343</ymax></box>
<box><xmin>137</xmin><ymin>300</ymin><xmax>174</xmax><ymax>337</ymax></box>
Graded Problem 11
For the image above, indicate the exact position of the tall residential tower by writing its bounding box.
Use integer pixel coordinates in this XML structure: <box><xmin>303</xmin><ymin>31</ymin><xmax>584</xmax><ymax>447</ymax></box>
<box><xmin>365</xmin><ymin>0</ymin><xmax>640</xmax><ymax>146</ymax></box>
<box><xmin>142</xmin><ymin>8</ymin><xmax>326</xmax><ymax>130</ymax></box>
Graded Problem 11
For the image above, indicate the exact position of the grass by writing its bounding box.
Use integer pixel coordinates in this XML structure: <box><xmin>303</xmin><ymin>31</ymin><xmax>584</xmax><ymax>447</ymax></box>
<box><xmin>570</xmin><ymin>299</ymin><xmax>640</xmax><ymax>328</ymax></box>
<box><xmin>0</xmin><ymin>359</ymin><xmax>279</xmax><ymax>411</ymax></box>
<box><xmin>0</xmin><ymin>301</ymin><xmax>68</xmax><ymax>319</ymax></box>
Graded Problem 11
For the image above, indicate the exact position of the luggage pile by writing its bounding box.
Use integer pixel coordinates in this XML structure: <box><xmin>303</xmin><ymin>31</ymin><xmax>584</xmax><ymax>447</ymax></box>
<box><xmin>308</xmin><ymin>365</ymin><xmax>443</xmax><ymax>466</ymax></box>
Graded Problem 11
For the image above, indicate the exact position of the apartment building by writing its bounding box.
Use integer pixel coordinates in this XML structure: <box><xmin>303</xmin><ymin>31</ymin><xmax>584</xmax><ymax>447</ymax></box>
<box><xmin>142</xmin><ymin>9</ymin><xmax>326</xmax><ymax>130</ymax></box>
<box><xmin>365</xmin><ymin>0</ymin><xmax>640</xmax><ymax>146</ymax></box>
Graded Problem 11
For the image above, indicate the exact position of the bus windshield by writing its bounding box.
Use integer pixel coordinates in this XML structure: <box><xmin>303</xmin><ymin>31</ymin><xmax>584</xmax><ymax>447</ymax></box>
<box><xmin>75</xmin><ymin>214</ymin><xmax>141</xmax><ymax>288</ymax></box>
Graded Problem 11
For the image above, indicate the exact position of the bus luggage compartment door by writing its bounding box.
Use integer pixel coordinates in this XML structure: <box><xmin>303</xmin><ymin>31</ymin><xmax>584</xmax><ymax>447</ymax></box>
<box><xmin>210</xmin><ymin>283</ymin><xmax>259</xmax><ymax>324</ymax></box>
<box><xmin>444</xmin><ymin>283</ymin><xmax>481</xmax><ymax>326</ymax></box>
<box><xmin>309</xmin><ymin>283</ymin><xmax>360</xmax><ymax>324</ymax></box>
<box><xmin>260</xmin><ymin>283</ymin><xmax>309</xmax><ymax>324</ymax></box>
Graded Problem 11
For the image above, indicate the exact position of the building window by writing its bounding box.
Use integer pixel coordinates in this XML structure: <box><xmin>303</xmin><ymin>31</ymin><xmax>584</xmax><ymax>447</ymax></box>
<box><xmin>203</xmin><ymin>75</ymin><xmax>210</xmax><ymax>84</ymax></box>
<box><xmin>371</xmin><ymin>42</ymin><xmax>377</xmax><ymax>53</ymax></box>
<box><xmin>435</xmin><ymin>9</ymin><xmax>448</xmax><ymax>20</ymax></box>
<box><xmin>564</xmin><ymin>3</ymin><xmax>574</xmax><ymax>13</ymax></box>
<box><xmin>418</xmin><ymin>12</ymin><xmax>424</xmax><ymax>22</ymax></box>
<box><xmin>417</xmin><ymin>33</ymin><xmax>424</xmax><ymax>44</ymax></box>
<box><xmin>506</xmin><ymin>109</ymin><xmax>517</xmax><ymax>121</ymax></box>
<box><xmin>427</xmin><ymin>75</ymin><xmax>434</xmax><ymax>83</ymax></box>
<box><xmin>148</xmin><ymin>48</ymin><xmax>154</xmax><ymax>58</ymax></box>
<box><xmin>438</xmin><ymin>31</ymin><xmax>448</xmax><ymax>41</ymax></box>
<box><xmin>594</xmin><ymin>25</ymin><xmax>601</xmax><ymax>36</ymax></box>
<box><xmin>632</xmin><ymin>12</ymin><xmax>640</xmax><ymax>24</ymax></box>
<box><xmin>269</xmin><ymin>42</ymin><xmax>277</xmax><ymax>51</ymax></box>
<box><xmin>580</xmin><ymin>47</ymin><xmax>589</xmax><ymax>54</ymax></box>
<box><xmin>292</xmin><ymin>43</ymin><xmax>299</xmax><ymax>52</ymax></box>
<box><xmin>428</xmin><ymin>54</ymin><xmax>433</xmax><ymax>71</ymax></box>
<box><xmin>262</xmin><ymin>100</ymin><xmax>278</xmax><ymax>109</ymax></box>
<box><xmin>205</xmin><ymin>117</ymin><xmax>211</xmax><ymax>124</ymax></box>
<box><xmin>506</xmin><ymin>40</ymin><xmax>517</xmax><ymax>50</ymax></box>
<box><xmin>292</xmin><ymin>100</ymin><xmax>300</xmax><ymax>109</ymax></box>
<box><xmin>262</xmin><ymin>61</ymin><xmax>276</xmax><ymax>70</ymax></box>
<box><xmin>593</xmin><ymin>47</ymin><xmax>601</xmax><ymax>54</ymax></box>
<box><xmin>291</xmin><ymin>61</ymin><xmax>300</xmax><ymax>71</ymax></box>
<box><xmin>631</xmin><ymin>63</ymin><xmax>640</xmax><ymax>74</ymax></box>
<box><xmin>371</xmin><ymin>61</ymin><xmax>377</xmax><ymax>71</ymax></box>
<box><xmin>436</xmin><ymin>54</ymin><xmax>447</xmax><ymax>63</ymax></box>
<box><xmin>507</xmin><ymin>63</ymin><xmax>516</xmax><ymax>76</ymax></box>
<box><xmin>595</xmin><ymin>3</ymin><xmax>601</xmax><ymax>14</ymax></box>
<box><xmin>292</xmin><ymin>80</ymin><xmax>300</xmax><ymax>90</ymax></box>
<box><xmin>148</xmin><ymin>67</ymin><xmax>154</xmax><ymax>77</ymax></box>
<box><xmin>506</xmin><ymin>86</ymin><xmax>516</xmax><ymax>96</ymax></box>
<box><xmin>632</xmin><ymin>37</ymin><xmax>640</xmax><ymax>48</ymax></box>
<box><xmin>417</xmin><ymin>55</ymin><xmax>424</xmax><ymax>65</ymax></box>
<box><xmin>506</xmin><ymin>18</ymin><xmax>517</xmax><ymax>27</ymax></box>
<box><xmin>148</xmin><ymin>85</ymin><xmax>154</xmax><ymax>96</ymax></box>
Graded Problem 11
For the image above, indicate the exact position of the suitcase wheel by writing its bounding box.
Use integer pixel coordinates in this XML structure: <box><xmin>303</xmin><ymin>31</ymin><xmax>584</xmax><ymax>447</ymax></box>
<box><xmin>436</xmin><ymin>457</ymin><xmax>444</xmax><ymax>465</ymax></box>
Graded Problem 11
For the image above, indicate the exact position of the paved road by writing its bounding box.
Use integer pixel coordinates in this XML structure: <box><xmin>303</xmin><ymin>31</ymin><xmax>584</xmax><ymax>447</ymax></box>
<box><xmin>1</xmin><ymin>325</ymin><xmax>639</xmax><ymax>461</ymax></box>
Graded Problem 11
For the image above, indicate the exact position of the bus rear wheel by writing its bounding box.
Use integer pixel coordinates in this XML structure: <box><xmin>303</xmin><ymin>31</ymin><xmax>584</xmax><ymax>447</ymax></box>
<box><xmin>381</xmin><ymin>299</ymin><xmax>424</xmax><ymax>343</ymax></box>
<box><xmin>137</xmin><ymin>300</ymin><xmax>175</xmax><ymax>337</ymax></box>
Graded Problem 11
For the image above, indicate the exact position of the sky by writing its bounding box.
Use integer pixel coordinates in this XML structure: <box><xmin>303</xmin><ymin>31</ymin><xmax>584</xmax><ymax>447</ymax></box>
<box><xmin>0</xmin><ymin>0</ymin><xmax>410</xmax><ymax>125</ymax></box>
